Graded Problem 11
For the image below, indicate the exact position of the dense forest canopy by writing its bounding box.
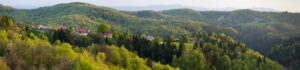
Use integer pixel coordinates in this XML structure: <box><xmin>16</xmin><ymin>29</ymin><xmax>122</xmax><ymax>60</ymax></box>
<box><xmin>0</xmin><ymin>14</ymin><xmax>179</xmax><ymax>70</ymax></box>
<box><xmin>0</xmin><ymin>2</ymin><xmax>238</xmax><ymax>38</ymax></box>
<box><xmin>267</xmin><ymin>36</ymin><xmax>300</xmax><ymax>69</ymax></box>
<box><xmin>0</xmin><ymin>2</ymin><xmax>300</xmax><ymax>70</ymax></box>
<box><xmin>0</xmin><ymin>13</ymin><xmax>286</xmax><ymax>70</ymax></box>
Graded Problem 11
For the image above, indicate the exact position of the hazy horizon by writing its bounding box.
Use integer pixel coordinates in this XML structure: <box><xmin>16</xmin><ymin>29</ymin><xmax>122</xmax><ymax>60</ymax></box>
<box><xmin>0</xmin><ymin>0</ymin><xmax>299</xmax><ymax>12</ymax></box>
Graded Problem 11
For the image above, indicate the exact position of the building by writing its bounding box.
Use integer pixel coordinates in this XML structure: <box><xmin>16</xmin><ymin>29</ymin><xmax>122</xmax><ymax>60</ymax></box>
<box><xmin>173</xmin><ymin>38</ymin><xmax>180</xmax><ymax>42</ymax></box>
<box><xmin>36</xmin><ymin>24</ymin><xmax>43</xmax><ymax>30</ymax></box>
<box><xmin>35</xmin><ymin>24</ymin><xmax>51</xmax><ymax>31</ymax></box>
<box><xmin>77</xmin><ymin>29</ymin><xmax>90</xmax><ymax>36</ymax></box>
<box><xmin>146</xmin><ymin>35</ymin><xmax>154</xmax><ymax>41</ymax></box>
<box><xmin>104</xmin><ymin>33</ymin><xmax>112</xmax><ymax>38</ymax></box>
<box><xmin>191</xmin><ymin>40</ymin><xmax>197</xmax><ymax>44</ymax></box>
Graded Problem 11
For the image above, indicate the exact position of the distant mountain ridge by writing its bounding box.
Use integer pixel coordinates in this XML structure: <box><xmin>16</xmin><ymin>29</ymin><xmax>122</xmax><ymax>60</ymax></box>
<box><xmin>112</xmin><ymin>4</ymin><xmax>209</xmax><ymax>11</ymax></box>
<box><xmin>5</xmin><ymin>3</ymin><xmax>281</xmax><ymax>12</ymax></box>
<box><xmin>111</xmin><ymin>4</ymin><xmax>281</xmax><ymax>12</ymax></box>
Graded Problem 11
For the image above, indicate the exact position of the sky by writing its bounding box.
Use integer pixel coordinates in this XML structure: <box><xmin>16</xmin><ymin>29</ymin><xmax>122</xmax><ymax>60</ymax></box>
<box><xmin>0</xmin><ymin>0</ymin><xmax>300</xmax><ymax>12</ymax></box>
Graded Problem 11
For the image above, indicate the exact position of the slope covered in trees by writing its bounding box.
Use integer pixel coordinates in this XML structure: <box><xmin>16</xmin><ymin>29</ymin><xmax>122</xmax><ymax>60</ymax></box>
<box><xmin>0</xmin><ymin>2</ymin><xmax>237</xmax><ymax>38</ymax></box>
<box><xmin>1</xmin><ymin>2</ymin><xmax>300</xmax><ymax>69</ymax></box>
<box><xmin>0</xmin><ymin>14</ymin><xmax>287</xmax><ymax>70</ymax></box>
<box><xmin>0</xmin><ymin>14</ymin><xmax>178</xmax><ymax>70</ymax></box>
<box><xmin>1</xmin><ymin>3</ymin><xmax>300</xmax><ymax>49</ymax></box>
<box><xmin>172</xmin><ymin>32</ymin><xmax>285</xmax><ymax>70</ymax></box>
<box><xmin>1</xmin><ymin>2</ymin><xmax>296</xmax><ymax>52</ymax></box>
<box><xmin>267</xmin><ymin>36</ymin><xmax>300</xmax><ymax>70</ymax></box>
<box><xmin>163</xmin><ymin>9</ymin><xmax>300</xmax><ymax>51</ymax></box>
<box><xmin>136</xmin><ymin>9</ymin><xmax>300</xmax><ymax>69</ymax></box>
<box><xmin>127</xmin><ymin>9</ymin><xmax>300</xmax><ymax>69</ymax></box>
<box><xmin>129</xmin><ymin>9</ymin><xmax>300</xmax><ymax>52</ymax></box>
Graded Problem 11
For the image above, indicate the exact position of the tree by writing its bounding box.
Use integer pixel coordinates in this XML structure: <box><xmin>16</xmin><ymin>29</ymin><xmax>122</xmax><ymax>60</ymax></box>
<box><xmin>178</xmin><ymin>42</ymin><xmax>186</xmax><ymax>57</ymax></box>
<box><xmin>153</xmin><ymin>37</ymin><xmax>163</xmax><ymax>44</ymax></box>
<box><xmin>0</xmin><ymin>14</ymin><xmax>17</xmax><ymax>31</ymax></box>
<box><xmin>25</xmin><ymin>24</ymin><xmax>32</xmax><ymax>38</ymax></box>
<box><xmin>182</xmin><ymin>36</ymin><xmax>190</xmax><ymax>43</ymax></box>
<box><xmin>172</xmin><ymin>48</ymin><xmax>206</xmax><ymax>70</ymax></box>
<box><xmin>38</xmin><ymin>32</ymin><xmax>48</xmax><ymax>40</ymax></box>
<box><xmin>218</xmin><ymin>55</ymin><xmax>231</xmax><ymax>70</ymax></box>
<box><xmin>97</xmin><ymin>23</ymin><xmax>110</xmax><ymax>34</ymax></box>
<box><xmin>109</xmin><ymin>46</ymin><xmax>121</xmax><ymax>65</ymax></box>
<box><xmin>0</xmin><ymin>58</ymin><xmax>9</xmax><ymax>70</ymax></box>
<box><xmin>166</xmin><ymin>36</ymin><xmax>174</xmax><ymax>42</ymax></box>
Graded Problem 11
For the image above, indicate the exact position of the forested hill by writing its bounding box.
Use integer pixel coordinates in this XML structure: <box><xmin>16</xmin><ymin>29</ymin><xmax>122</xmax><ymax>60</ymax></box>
<box><xmin>1</xmin><ymin>2</ymin><xmax>299</xmax><ymax>51</ymax></box>
<box><xmin>0</xmin><ymin>2</ymin><xmax>237</xmax><ymax>38</ymax></box>
<box><xmin>154</xmin><ymin>8</ymin><xmax>300</xmax><ymax>52</ymax></box>
<box><xmin>0</xmin><ymin>14</ymin><xmax>286</xmax><ymax>70</ymax></box>
<box><xmin>0</xmin><ymin>2</ymin><xmax>300</xmax><ymax>69</ymax></box>
<box><xmin>0</xmin><ymin>4</ymin><xmax>15</xmax><ymax>12</ymax></box>
<box><xmin>127</xmin><ymin>8</ymin><xmax>300</xmax><ymax>70</ymax></box>
<box><xmin>128</xmin><ymin>8</ymin><xmax>300</xmax><ymax>27</ymax></box>
<box><xmin>267</xmin><ymin>36</ymin><xmax>300</xmax><ymax>69</ymax></box>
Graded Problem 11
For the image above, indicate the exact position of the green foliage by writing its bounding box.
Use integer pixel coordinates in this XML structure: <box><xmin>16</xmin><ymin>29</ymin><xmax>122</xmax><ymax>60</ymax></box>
<box><xmin>0</xmin><ymin>30</ymin><xmax>9</xmax><ymax>56</ymax></box>
<box><xmin>0</xmin><ymin>4</ymin><xmax>15</xmax><ymax>12</ymax></box>
<box><xmin>153</xmin><ymin>36</ymin><xmax>163</xmax><ymax>44</ymax></box>
<box><xmin>177</xmin><ymin>42</ymin><xmax>187</xmax><ymax>57</ymax></box>
<box><xmin>97</xmin><ymin>23</ymin><xmax>110</xmax><ymax>33</ymax></box>
<box><xmin>182</xmin><ymin>36</ymin><xmax>190</xmax><ymax>43</ymax></box>
<box><xmin>0</xmin><ymin>14</ymin><xmax>19</xmax><ymax>31</ymax></box>
<box><xmin>114</xmin><ymin>33</ymin><xmax>178</xmax><ymax>64</ymax></box>
<box><xmin>127</xmin><ymin>10</ymin><xmax>168</xmax><ymax>19</ymax></box>
<box><xmin>109</xmin><ymin>46</ymin><xmax>122</xmax><ymax>65</ymax></box>
<box><xmin>268</xmin><ymin>37</ymin><xmax>300</xmax><ymax>70</ymax></box>
<box><xmin>152</xmin><ymin>62</ymin><xmax>178</xmax><ymax>70</ymax></box>
<box><xmin>218</xmin><ymin>55</ymin><xmax>231</xmax><ymax>70</ymax></box>
<box><xmin>1</xmin><ymin>2</ymin><xmax>238</xmax><ymax>38</ymax></box>
<box><xmin>0</xmin><ymin>57</ymin><xmax>9</xmax><ymax>70</ymax></box>
<box><xmin>172</xmin><ymin>48</ymin><xmax>206</xmax><ymax>70</ymax></box>
<box><xmin>162</xmin><ymin>9</ymin><xmax>206</xmax><ymax>21</ymax></box>
<box><xmin>0</xmin><ymin>30</ymin><xmax>177</xmax><ymax>70</ymax></box>
<box><xmin>73</xmin><ymin>50</ymin><xmax>107</xmax><ymax>70</ymax></box>
<box><xmin>173</xmin><ymin>32</ymin><xmax>286</xmax><ymax>70</ymax></box>
<box><xmin>0</xmin><ymin>3</ymin><xmax>297</xmax><ymax>70</ymax></box>
<box><xmin>0</xmin><ymin>14</ymin><xmax>177</xmax><ymax>70</ymax></box>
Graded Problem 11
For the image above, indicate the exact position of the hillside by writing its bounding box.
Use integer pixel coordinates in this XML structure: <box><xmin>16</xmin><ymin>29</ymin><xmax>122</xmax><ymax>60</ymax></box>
<box><xmin>0</xmin><ymin>14</ymin><xmax>179</xmax><ymax>70</ymax></box>
<box><xmin>0</xmin><ymin>2</ymin><xmax>300</xmax><ymax>69</ymax></box>
<box><xmin>0</xmin><ymin>2</ymin><xmax>238</xmax><ymax>38</ymax></box>
<box><xmin>267</xmin><ymin>36</ymin><xmax>300</xmax><ymax>70</ymax></box>
<box><xmin>158</xmin><ymin>9</ymin><xmax>300</xmax><ymax>51</ymax></box>
<box><xmin>126</xmin><ymin>8</ymin><xmax>300</xmax><ymax>69</ymax></box>
<box><xmin>0</xmin><ymin>14</ymin><xmax>286</xmax><ymax>70</ymax></box>
<box><xmin>0</xmin><ymin>4</ymin><xmax>15</xmax><ymax>13</ymax></box>
<box><xmin>111</xmin><ymin>4</ymin><xmax>280</xmax><ymax>12</ymax></box>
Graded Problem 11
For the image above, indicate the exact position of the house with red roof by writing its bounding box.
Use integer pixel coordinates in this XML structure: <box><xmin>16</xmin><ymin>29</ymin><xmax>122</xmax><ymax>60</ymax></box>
<box><xmin>76</xmin><ymin>28</ymin><xmax>90</xmax><ymax>36</ymax></box>
<box><xmin>104</xmin><ymin>32</ymin><xmax>112</xmax><ymax>38</ymax></box>
<box><xmin>173</xmin><ymin>38</ymin><xmax>180</xmax><ymax>42</ymax></box>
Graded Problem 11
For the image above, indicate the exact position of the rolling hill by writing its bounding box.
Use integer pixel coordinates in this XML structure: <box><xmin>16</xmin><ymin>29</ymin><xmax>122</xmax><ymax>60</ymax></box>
<box><xmin>0</xmin><ymin>2</ymin><xmax>300</xmax><ymax>69</ymax></box>
<box><xmin>0</xmin><ymin>14</ymin><xmax>287</xmax><ymax>70</ymax></box>
<box><xmin>0</xmin><ymin>2</ymin><xmax>238</xmax><ymax>37</ymax></box>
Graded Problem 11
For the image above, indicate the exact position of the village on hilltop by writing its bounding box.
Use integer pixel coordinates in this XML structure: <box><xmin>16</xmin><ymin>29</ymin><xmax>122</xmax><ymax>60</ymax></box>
<box><xmin>34</xmin><ymin>24</ymin><xmax>196</xmax><ymax>43</ymax></box>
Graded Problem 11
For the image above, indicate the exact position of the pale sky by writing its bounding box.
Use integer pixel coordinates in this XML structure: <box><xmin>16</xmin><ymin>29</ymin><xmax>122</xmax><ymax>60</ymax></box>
<box><xmin>0</xmin><ymin>0</ymin><xmax>299</xmax><ymax>12</ymax></box>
